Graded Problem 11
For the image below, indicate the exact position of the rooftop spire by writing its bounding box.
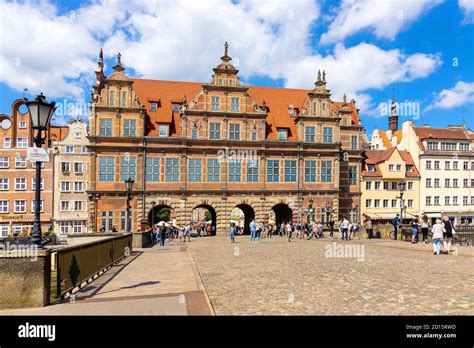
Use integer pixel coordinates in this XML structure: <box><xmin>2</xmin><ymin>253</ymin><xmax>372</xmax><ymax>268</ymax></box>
<box><xmin>322</xmin><ymin>70</ymin><xmax>326</xmax><ymax>82</ymax></box>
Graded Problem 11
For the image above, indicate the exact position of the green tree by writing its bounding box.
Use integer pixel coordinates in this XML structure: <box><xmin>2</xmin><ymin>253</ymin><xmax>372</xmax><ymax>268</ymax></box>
<box><xmin>205</xmin><ymin>210</ymin><xmax>212</xmax><ymax>222</ymax></box>
<box><xmin>156</xmin><ymin>208</ymin><xmax>170</xmax><ymax>222</ymax></box>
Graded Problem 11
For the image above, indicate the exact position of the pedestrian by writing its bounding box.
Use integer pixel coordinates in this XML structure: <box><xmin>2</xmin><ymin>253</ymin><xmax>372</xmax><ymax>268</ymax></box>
<box><xmin>391</xmin><ymin>214</ymin><xmax>401</xmax><ymax>240</ymax></box>
<box><xmin>311</xmin><ymin>223</ymin><xmax>318</xmax><ymax>239</ymax></box>
<box><xmin>159</xmin><ymin>224</ymin><xmax>167</xmax><ymax>246</ymax></box>
<box><xmin>179</xmin><ymin>227</ymin><xmax>184</xmax><ymax>242</ymax></box>
<box><xmin>341</xmin><ymin>217</ymin><xmax>349</xmax><ymax>240</ymax></box>
<box><xmin>184</xmin><ymin>225</ymin><xmax>191</xmax><ymax>242</ymax></box>
<box><xmin>279</xmin><ymin>222</ymin><xmax>285</xmax><ymax>237</ymax></box>
<box><xmin>421</xmin><ymin>215</ymin><xmax>429</xmax><ymax>244</ymax></box>
<box><xmin>295</xmin><ymin>221</ymin><xmax>302</xmax><ymax>239</ymax></box>
<box><xmin>442</xmin><ymin>216</ymin><xmax>454</xmax><ymax>254</ymax></box>
<box><xmin>352</xmin><ymin>221</ymin><xmax>360</xmax><ymax>240</ymax></box>
<box><xmin>411</xmin><ymin>217</ymin><xmax>419</xmax><ymax>244</ymax></box>
<box><xmin>230</xmin><ymin>223</ymin><xmax>236</xmax><ymax>243</ymax></box>
<box><xmin>255</xmin><ymin>223</ymin><xmax>262</xmax><ymax>243</ymax></box>
<box><xmin>268</xmin><ymin>223</ymin><xmax>273</xmax><ymax>238</ymax></box>
<box><xmin>432</xmin><ymin>218</ymin><xmax>446</xmax><ymax>255</ymax></box>
<box><xmin>327</xmin><ymin>220</ymin><xmax>335</xmax><ymax>239</ymax></box>
<box><xmin>338</xmin><ymin>219</ymin><xmax>343</xmax><ymax>239</ymax></box>
<box><xmin>286</xmin><ymin>221</ymin><xmax>293</xmax><ymax>242</ymax></box>
<box><xmin>365</xmin><ymin>219</ymin><xmax>373</xmax><ymax>239</ymax></box>
<box><xmin>250</xmin><ymin>219</ymin><xmax>257</xmax><ymax>243</ymax></box>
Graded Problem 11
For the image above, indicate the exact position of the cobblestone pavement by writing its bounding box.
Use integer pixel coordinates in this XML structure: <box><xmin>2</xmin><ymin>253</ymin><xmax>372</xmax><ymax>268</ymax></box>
<box><xmin>187</xmin><ymin>237</ymin><xmax>474</xmax><ymax>315</ymax></box>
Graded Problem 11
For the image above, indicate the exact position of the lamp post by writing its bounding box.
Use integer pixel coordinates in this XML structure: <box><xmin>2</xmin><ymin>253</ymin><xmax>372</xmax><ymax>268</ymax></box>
<box><xmin>124</xmin><ymin>177</ymin><xmax>134</xmax><ymax>232</ymax></box>
<box><xmin>397</xmin><ymin>181</ymin><xmax>407</xmax><ymax>223</ymax></box>
<box><xmin>151</xmin><ymin>200</ymin><xmax>156</xmax><ymax>227</ymax></box>
<box><xmin>25</xmin><ymin>93</ymin><xmax>55</xmax><ymax>247</ymax></box>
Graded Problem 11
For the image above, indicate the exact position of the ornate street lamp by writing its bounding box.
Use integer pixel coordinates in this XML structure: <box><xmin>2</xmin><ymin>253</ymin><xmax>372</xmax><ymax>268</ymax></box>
<box><xmin>25</xmin><ymin>93</ymin><xmax>55</xmax><ymax>247</ymax></box>
<box><xmin>124</xmin><ymin>177</ymin><xmax>134</xmax><ymax>232</ymax></box>
<box><xmin>397</xmin><ymin>181</ymin><xmax>407</xmax><ymax>223</ymax></box>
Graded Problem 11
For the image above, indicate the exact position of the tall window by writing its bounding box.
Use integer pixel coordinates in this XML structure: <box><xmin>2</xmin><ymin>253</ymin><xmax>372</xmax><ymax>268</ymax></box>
<box><xmin>146</xmin><ymin>158</ymin><xmax>160</xmax><ymax>182</ymax></box>
<box><xmin>121</xmin><ymin>91</ymin><xmax>127</xmax><ymax>107</ymax></box>
<box><xmin>0</xmin><ymin>178</ymin><xmax>8</xmax><ymax>190</ymax></box>
<box><xmin>120</xmin><ymin>157</ymin><xmax>136</xmax><ymax>181</ymax></box>
<box><xmin>246</xmin><ymin>160</ymin><xmax>259</xmax><ymax>182</ymax></box>
<box><xmin>123</xmin><ymin>120</ymin><xmax>136</xmax><ymax>136</ymax></box>
<box><xmin>209</xmin><ymin>123</ymin><xmax>221</xmax><ymax>140</ymax></box>
<box><xmin>0</xmin><ymin>157</ymin><xmax>8</xmax><ymax>168</ymax></box>
<box><xmin>305</xmin><ymin>127</ymin><xmax>315</xmax><ymax>142</ymax></box>
<box><xmin>207</xmin><ymin>159</ymin><xmax>220</xmax><ymax>182</ymax></box>
<box><xmin>14</xmin><ymin>200</ymin><xmax>26</xmax><ymax>213</ymax></box>
<box><xmin>351</xmin><ymin>136</ymin><xmax>358</xmax><ymax>150</ymax></box>
<box><xmin>211</xmin><ymin>96</ymin><xmax>220</xmax><ymax>111</ymax></box>
<box><xmin>191</xmin><ymin>128</ymin><xmax>198</xmax><ymax>139</ymax></box>
<box><xmin>305</xmin><ymin>161</ymin><xmax>316</xmax><ymax>182</ymax></box>
<box><xmin>165</xmin><ymin>158</ymin><xmax>179</xmax><ymax>182</ymax></box>
<box><xmin>101</xmin><ymin>211</ymin><xmax>113</xmax><ymax>231</ymax></box>
<box><xmin>267</xmin><ymin>160</ymin><xmax>279</xmax><ymax>182</ymax></box>
<box><xmin>231</xmin><ymin>97</ymin><xmax>239</xmax><ymax>112</ymax></box>
<box><xmin>188</xmin><ymin>159</ymin><xmax>202</xmax><ymax>182</ymax></box>
<box><xmin>121</xmin><ymin>211</ymin><xmax>126</xmax><ymax>231</ymax></box>
<box><xmin>311</xmin><ymin>102</ymin><xmax>317</xmax><ymax>116</ymax></box>
<box><xmin>284</xmin><ymin>160</ymin><xmax>297</xmax><ymax>182</ymax></box>
<box><xmin>321</xmin><ymin>160</ymin><xmax>332</xmax><ymax>182</ymax></box>
<box><xmin>99</xmin><ymin>118</ymin><xmax>113</xmax><ymax>136</ymax></box>
<box><xmin>99</xmin><ymin>156</ymin><xmax>115</xmax><ymax>182</ymax></box>
<box><xmin>228</xmin><ymin>160</ymin><xmax>241</xmax><ymax>182</ymax></box>
<box><xmin>109</xmin><ymin>90</ymin><xmax>115</xmax><ymax>106</ymax></box>
<box><xmin>229</xmin><ymin>123</ymin><xmax>240</xmax><ymax>140</ymax></box>
<box><xmin>323</xmin><ymin>128</ymin><xmax>333</xmax><ymax>143</ymax></box>
<box><xmin>15</xmin><ymin>178</ymin><xmax>26</xmax><ymax>190</ymax></box>
<box><xmin>0</xmin><ymin>201</ymin><xmax>8</xmax><ymax>213</ymax></box>
<box><xmin>3</xmin><ymin>137</ymin><xmax>11</xmax><ymax>148</ymax></box>
<box><xmin>349</xmin><ymin>166</ymin><xmax>357</xmax><ymax>185</ymax></box>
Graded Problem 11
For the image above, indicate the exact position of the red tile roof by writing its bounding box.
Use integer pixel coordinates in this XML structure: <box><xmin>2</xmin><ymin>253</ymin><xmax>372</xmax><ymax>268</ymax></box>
<box><xmin>362</xmin><ymin>148</ymin><xmax>420</xmax><ymax>178</ymax></box>
<box><xmin>414</xmin><ymin>126</ymin><xmax>470</xmax><ymax>140</ymax></box>
<box><xmin>131</xmin><ymin>78</ymin><xmax>360</xmax><ymax>139</ymax></box>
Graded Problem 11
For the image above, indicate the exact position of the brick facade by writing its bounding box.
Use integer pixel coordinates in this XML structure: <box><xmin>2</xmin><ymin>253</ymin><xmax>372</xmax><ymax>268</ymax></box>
<box><xmin>87</xmin><ymin>46</ymin><xmax>365</xmax><ymax>234</ymax></box>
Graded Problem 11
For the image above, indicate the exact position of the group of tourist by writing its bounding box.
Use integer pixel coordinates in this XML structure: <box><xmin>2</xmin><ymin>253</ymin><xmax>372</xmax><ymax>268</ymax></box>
<box><xmin>407</xmin><ymin>215</ymin><xmax>455</xmax><ymax>255</ymax></box>
<box><xmin>147</xmin><ymin>224</ymin><xmax>191</xmax><ymax>246</ymax></box>
<box><xmin>229</xmin><ymin>218</ymin><xmax>362</xmax><ymax>243</ymax></box>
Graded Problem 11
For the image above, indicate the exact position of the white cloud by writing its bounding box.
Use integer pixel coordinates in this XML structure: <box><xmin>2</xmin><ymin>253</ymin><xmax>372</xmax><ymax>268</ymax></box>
<box><xmin>459</xmin><ymin>0</ymin><xmax>474</xmax><ymax>24</ymax></box>
<box><xmin>283</xmin><ymin>43</ymin><xmax>441</xmax><ymax>97</ymax></box>
<box><xmin>320</xmin><ymin>0</ymin><xmax>443</xmax><ymax>44</ymax></box>
<box><xmin>0</xmin><ymin>0</ymin><xmax>443</xmax><ymax>122</ymax></box>
<box><xmin>427</xmin><ymin>81</ymin><xmax>474</xmax><ymax>110</ymax></box>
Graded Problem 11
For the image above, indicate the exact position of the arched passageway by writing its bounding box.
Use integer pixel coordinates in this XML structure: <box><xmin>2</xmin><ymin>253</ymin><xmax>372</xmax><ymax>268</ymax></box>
<box><xmin>271</xmin><ymin>203</ymin><xmax>293</xmax><ymax>228</ymax></box>
<box><xmin>191</xmin><ymin>204</ymin><xmax>217</xmax><ymax>236</ymax></box>
<box><xmin>148</xmin><ymin>204</ymin><xmax>175</xmax><ymax>227</ymax></box>
<box><xmin>232</xmin><ymin>204</ymin><xmax>255</xmax><ymax>235</ymax></box>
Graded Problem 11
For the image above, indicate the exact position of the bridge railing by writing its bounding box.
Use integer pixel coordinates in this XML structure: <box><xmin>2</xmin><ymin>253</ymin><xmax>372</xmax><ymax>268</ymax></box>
<box><xmin>52</xmin><ymin>233</ymin><xmax>132</xmax><ymax>300</ymax></box>
<box><xmin>454</xmin><ymin>225</ymin><xmax>474</xmax><ymax>243</ymax></box>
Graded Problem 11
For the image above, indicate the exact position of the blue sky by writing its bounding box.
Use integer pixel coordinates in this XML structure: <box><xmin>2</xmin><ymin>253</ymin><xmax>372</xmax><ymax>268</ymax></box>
<box><xmin>1</xmin><ymin>0</ymin><xmax>473</xmax><ymax>135</ymax></box>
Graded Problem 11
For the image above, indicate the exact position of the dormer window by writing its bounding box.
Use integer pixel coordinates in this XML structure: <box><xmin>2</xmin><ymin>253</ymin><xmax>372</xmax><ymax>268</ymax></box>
<box><xmin>150</xmin><ymin>102</ymin><xmax>158</xmax><ymax>111</ymax></box>
<box><xmin>277</xmin><ymin>128</ymin><xmax>288</xmax><ymax>140</ymax></box>
<box><xmin>406</xmin><ymin>165</ymin><xmax>413</xmax><ymax>172</ymax></box>
<box><xmin>172</xmin><ymin>104</ymin><xmax>180</xmax><ymax>112</ymax></box>
<box><xmin>367</xmin><ymin>165</ymin><xmax>375</xmax><ymax>172</ymax></box>
<box><xmin>289</xmin><ymin>107</ymin><xmax>297</xmax><ymax>117</ymax></box>
<box><xmin>158</xmin><ymin>124</ymin><xmax>169</xmax><ymax>137</ymax></box>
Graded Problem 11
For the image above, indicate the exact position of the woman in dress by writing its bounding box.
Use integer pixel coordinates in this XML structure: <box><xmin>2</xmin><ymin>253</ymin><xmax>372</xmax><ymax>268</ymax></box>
<box><xmin>442</xmin><ymin>216</ymin><xmax>454</xmax><ymax>254</ymax></box>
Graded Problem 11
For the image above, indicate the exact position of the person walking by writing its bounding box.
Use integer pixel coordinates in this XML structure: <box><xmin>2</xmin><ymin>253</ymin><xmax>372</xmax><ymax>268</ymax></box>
<box><xmin>249</xmin><ymin>219</ymin><xmax>257</xmax><ymax>243</ymax></box>
<box><xmin>256</xmin><ymin>223</ymin><xmax>263</xmax><ymax>243</ymax></box>
<box><xmin>442</xmin><ymin>216</ymin><xmax>454</xmax><ymax>254</ymax></box>
<box><xmin>295</xmin><ymin>221</ymin><xmax>302</xmax><ymax>239</ymax></box>
<box><xmin>268</xmin><ymin>223</ymin><xmax>273</xmax><ymax>238</ymax></box>
<box><xmin>327</xmin><ymin>220</ymin><xmax>335</xmax><ymax>239</ymax></box>
<box><xmin>159</xmin><ymin>224</ymin><xmax>167</xmax><ymax>246</ymax></box>
<box><xmin>184</xmin><ymin>225</ymin><xmax>191</xmax><ymax>242</ymax></box>
<box><xmin>286</xmin><ymin>221</ymin><xmax>293</xmax><ymax>242</ymax></box>
<box><xmin>391</xmin><ymin>214</ymin><xmax>401</xmax><ymax>240</ymax></box>
<box><xmin>411</xmin><ymin>217</ymin><xmax>419</xmax><ymax>244</ymax></box>
<box><xmin>432</xmin><ymin>218</ymin><xmax>446</xmax><ymax>255</ymax></box>
<box><xmin>316</xmin><ymin>221</ymin><xmax>324</xmax><ymax>239</ymax></box>
<box><xmin>421</xmin><ymin>215</ymin><xmax>429</xmax><ymax>244</ymax></box>
<box><xmin>341</xmin><ymin>217</ymin><xmax>350</xmax><ymax>240</ymax></box>
<box><xmin>230</xmin><ymin>223</ymin><xmax>236</xmax><ymax>243</ymax></box>
<box><xmin>338</xmin><ymin>219</ymin><xmax>344</xmax><ymax>239</ymax></box>
<box><xmin>352</xmin><ymin>221</ymin><xmax>360</xmax><ymax>240</ymax></box>
<box><xmin>279</xmin><ymin>222</ymin><xmax>285</xmax><ymax>237</ymax></box>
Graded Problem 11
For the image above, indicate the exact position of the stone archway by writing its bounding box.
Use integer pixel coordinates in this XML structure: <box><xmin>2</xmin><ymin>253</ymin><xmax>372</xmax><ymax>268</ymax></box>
<box><xmin>191</xmin><ymin>204</ymin><xmax>217</xmax><ymax>236</ymax></box>
<box><xmin>233</xmin><ymin>204</ymin><xmax>255</xmax><ymax>235</ymax></box>
<box><xmin>271</xmin><ymin>203</ymin><xmax>293</xmax><ymax>228</ymax></box>
<box><xmin>148</xmin><ymin>204</ymin><xmax>175</xmax><ymax>227</ymax></box>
